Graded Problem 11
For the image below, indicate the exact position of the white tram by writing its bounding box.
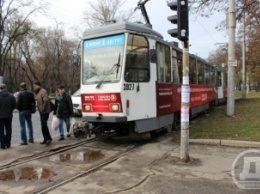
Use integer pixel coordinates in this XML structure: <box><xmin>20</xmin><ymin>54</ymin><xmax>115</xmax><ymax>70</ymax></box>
<box><xmin>80</xmin><ymin>22</ymin><xmax>226</xmax><ymax>136</ymax></box>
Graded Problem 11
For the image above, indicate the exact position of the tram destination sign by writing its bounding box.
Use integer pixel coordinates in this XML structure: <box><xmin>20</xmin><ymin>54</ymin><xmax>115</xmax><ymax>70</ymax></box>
<box><xmin>84</xmin><ymin>34</ymin><xmax>125</xmax><ymax>50</ymax></box>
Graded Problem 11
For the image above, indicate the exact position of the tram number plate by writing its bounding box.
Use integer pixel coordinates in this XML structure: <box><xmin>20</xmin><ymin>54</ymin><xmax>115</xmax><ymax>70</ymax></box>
<box><xmin>123</xmin><ymin>84</ymin><xmax>134</xmax><ymax>90</ymax></box>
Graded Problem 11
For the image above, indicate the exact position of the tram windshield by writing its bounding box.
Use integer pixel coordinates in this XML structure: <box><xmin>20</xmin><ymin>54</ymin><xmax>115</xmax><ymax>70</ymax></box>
<box><xmin>82</xmin><ymin>34</ymin><xmax>125</xmax><ymax>85</ymax></box>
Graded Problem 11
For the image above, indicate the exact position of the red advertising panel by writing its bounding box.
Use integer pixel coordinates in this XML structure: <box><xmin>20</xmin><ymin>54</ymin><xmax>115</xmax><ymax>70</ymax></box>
<box><xmin>156</xmin><ymin>83</ymin><xmax>174</xmax><ymax>116</ymax></box>
<box><xmin>81</xmin><ymin>93</ymin><xmax>122</xmax><ymax>113</ymax></box>
<box><xmin>190</xmin><ymin>85</ymin><xmax>216</xmax><ymax>107</ymax></box>
<box><xmin>156</xmin><ymin>83</ymin><xmax>216</xmax><ymax>116</ymax></box>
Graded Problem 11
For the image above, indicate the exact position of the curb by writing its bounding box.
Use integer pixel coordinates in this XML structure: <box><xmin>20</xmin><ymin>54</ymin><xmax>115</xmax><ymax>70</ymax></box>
<box><xmin>190</xmin><ymin>139</ymin><xmax>260</xmax><ymax>148</ymax></box>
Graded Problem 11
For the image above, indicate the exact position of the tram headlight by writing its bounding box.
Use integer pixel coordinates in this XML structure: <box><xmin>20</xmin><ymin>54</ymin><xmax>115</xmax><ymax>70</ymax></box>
<box><xmin>84</xmin><ymin>104</ymin><xmax>92</xmax><ymax>112</ymax></box>
<box><xmin>110</xmin><ymin>103</ymin><xmax>120</xmax><ymax>112</ymax></box>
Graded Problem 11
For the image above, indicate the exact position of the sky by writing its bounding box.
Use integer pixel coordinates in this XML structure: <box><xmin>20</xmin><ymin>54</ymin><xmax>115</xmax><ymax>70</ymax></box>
<box><xmin>37</xmin><ymin>0</ymin><xmax>227</xmax><ymax>59</ymax></box>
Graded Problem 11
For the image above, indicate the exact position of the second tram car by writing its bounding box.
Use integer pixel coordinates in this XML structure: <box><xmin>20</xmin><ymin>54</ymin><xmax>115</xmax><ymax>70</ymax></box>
<box><xmin>80</xmin><ymin>22</ymin><xmax>226</xmax><ymax>136</ymax></box>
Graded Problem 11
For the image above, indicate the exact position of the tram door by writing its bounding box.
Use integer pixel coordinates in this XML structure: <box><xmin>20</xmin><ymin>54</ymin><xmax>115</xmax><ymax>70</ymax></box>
<box><xmin>216</xmin><ymin>70</ymin><xmax>227</xmax><ymax>103</ymax></box>
<box><xmin>123</xmin><ymin>34</ymin><xmax>156</xmax><ymax>122</ymax></box>
<box><xmin>156</xmin><ymin>43</ymin><xmax>171</xmax><ymax>83</ymax></box>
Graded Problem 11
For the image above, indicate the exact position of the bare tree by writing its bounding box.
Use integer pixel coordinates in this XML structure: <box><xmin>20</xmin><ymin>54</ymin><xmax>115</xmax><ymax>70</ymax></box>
<box><xmin>24</xmin><ymin>26</ymin><xmax>80</xmax><ymax>93</ymax></box>
<box><xmin>189</xmin><ymin>0</ymin><xmax>260</xmax><ymax>29</ymax></box>
<box><xmin>17</xmin><ymin>26</ymin><xmax>43</xmax><ymax>87</ymax></box>
<box><xmin>207</xmin><ymin>47</ymin><xmax>227</xmax><ymax>67</ymax></box>
<box><xmin>190</xmin><ymin>0</ymin><xmax>260</xmax><ymax>90</ymax></box>
<box><xmin>83</xmin><ymin>0</ymin><xmax>138</xmax><ymax>27</ymax></box>
<box><xmin>0</xmin><ymin>0</ymin><xmax>47</xmax><ymax>85</ymax></box>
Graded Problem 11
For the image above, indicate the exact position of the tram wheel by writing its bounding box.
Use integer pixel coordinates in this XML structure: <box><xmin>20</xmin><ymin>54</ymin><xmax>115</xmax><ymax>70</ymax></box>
<box><xmin>172</xmin><ymin>112</ymin><xmax>180</xmax><ymax>131</ymax></box>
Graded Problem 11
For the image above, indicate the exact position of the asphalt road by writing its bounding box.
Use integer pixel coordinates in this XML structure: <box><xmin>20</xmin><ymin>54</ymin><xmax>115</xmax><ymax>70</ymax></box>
<box><xmin>11</xmin><ymin>111</ymin><xmax>82</xmax><ymax>147</ymax></box>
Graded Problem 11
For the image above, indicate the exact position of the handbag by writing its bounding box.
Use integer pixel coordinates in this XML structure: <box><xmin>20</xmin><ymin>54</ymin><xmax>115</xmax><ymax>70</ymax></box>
<box><xmin>51</xmin><ymin>115</ymin><xmax>59</xmax><ymax>131</ymax></box>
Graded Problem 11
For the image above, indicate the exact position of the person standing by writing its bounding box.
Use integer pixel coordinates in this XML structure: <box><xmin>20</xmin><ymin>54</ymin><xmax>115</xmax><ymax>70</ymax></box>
<box><xmin>0</xmin><ymin>84</ymin><xmax>16</xmax><ymax>149</ymax></box>
<box><xmin>16</xmin><ymin>82</ymin><xmax>36</xmax><ymax>145</ymax></box>
<box><xmin>54</xmin><ymin>85</ymin><xmax>73</xmax><ymax>140</ymax></box>
<box><xmin>33</xmin><ymin>81</ymin><xmax>52</xmax><ymax>145</ymax></box>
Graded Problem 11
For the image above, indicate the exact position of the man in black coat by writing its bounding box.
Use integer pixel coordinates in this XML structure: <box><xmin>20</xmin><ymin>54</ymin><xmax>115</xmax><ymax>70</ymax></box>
<box><xmin>0</xmin><ymin>84</ymin><xmax>16</xmax><ymax>149</ymax></box>
<box><xmin>16</xmin><ymin>82</ymin><xmax>36</xmax><ymax>145</ymax></box>
<box><xmin>53</xmin><ymin>84</ymin><xmax>73</xmax><ymax>140</ymax></box>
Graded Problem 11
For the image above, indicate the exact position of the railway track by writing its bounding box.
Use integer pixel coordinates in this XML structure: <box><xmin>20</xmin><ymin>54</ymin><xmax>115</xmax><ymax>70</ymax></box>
<box><xmin>0</xmin><ymin>133</ymin><xmax>145</xmax><ymax>194</ymax></box>
<box><xmin>0</xmin><ymin>137</ymin><xmax>100</xmax><ymax>171</ymax></box>
<box><xmin>0</xmin><ymin>125</ymin><xmax>110</xmax><ymax>171</ymax></box>
<box><xmin>35</xmin><ymin>142</ymin><xmax>143</xmax><ymax>194</ymax></box>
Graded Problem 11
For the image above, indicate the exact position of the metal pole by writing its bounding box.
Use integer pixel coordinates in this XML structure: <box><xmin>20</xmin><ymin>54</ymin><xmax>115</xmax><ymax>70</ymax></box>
<box><xmin>180</xmin><ymin>41</ymin><xmax>190</xmax><ymax>162</ymax></box>
<box><xmin>226</xmin><ymin>0</ymin><xmax>236</xmax><ymax>116</ymax></box>
<box><xmin>246</xmin><ymin>72</ymin><xmax>249</xmax><ymax>94</ymax></box>
<box><xmin>242</xmin><ymin>12</ymin><xmax>246</xmax><ymax>99</ymax></box>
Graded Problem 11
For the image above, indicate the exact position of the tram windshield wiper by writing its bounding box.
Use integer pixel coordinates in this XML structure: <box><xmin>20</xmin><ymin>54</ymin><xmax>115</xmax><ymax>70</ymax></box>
<box><xmin>115</xmin><ymin>53</ymin><xmax>121</xmax><ymax>79</ymax></box>
<box><xmin>96</xmin><ymin>53</ymin><xmax>121</xmax><ymax>89</ymax></box>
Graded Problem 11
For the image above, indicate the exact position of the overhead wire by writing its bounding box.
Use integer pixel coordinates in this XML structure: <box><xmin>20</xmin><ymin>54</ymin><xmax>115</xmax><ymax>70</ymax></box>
<box><xmin>42</xmin><ymin>0</ymin><xmax>88</xmax><ymax>28</ymax></box>
<box><xmin>195</xmin><ymin>18</ymin><xmax>218</xmax><ymax>43</ymax></box>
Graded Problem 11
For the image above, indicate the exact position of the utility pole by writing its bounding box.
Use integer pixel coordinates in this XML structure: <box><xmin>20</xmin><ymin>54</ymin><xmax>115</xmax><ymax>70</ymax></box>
<box><xmin>246</xmin><ymin>72</ymin><xmax>249</xmax><ymax>94</ymax></box>
<box><xmin>227</xmin><ymin>0</ymin><xmax>236</xmax><ymax>116</ymax></box>
<box><xmin>181</xmin><ymin>41</ymin><xmax>190</xmax><ymax>162</ymax></box>
<box><xmin>242</xmin><ymin>12</ymin><xmax>246</xmax><ymax>99</ymax></box>
<box><xmin>167</xmin><ymin>0</ymin><xmax>189</xmax><ymax>162</ymax></box>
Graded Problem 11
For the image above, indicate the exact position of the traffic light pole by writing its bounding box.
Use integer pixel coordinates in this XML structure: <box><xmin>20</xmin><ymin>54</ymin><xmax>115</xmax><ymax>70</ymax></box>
<box><xmin>167</xmin><ymin>0</ymin><xmax>190</xmax><ymax>162</ymax></box>
<box><xmin>180</xmin><ymin>41</ymin><xmax>190</xmax><ymax>162</ymax></box>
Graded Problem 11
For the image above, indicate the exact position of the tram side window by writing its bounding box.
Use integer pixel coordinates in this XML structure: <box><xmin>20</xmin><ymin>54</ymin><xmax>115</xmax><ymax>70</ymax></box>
<box><xmin>205</xmin><ymin>65</ymin><xmax>215</xmax><ymax>84</ymax></box>
<box><xmin>156</xmin><ymin>43</ymin><xmax>171</xmax><ymax>83</ymax></box>
<box><xmin>205</xmin><ymin>65</ymin><xmax>211</xmax><ymax>84</ymax></box>
<box><xmin>197</xmin><ymin>61</ymin><xmax>205</xmax><ymax>84</ymax></box>
<box><xmin>210</xmin><ymin>67</ymin><xmax>215</xmax><ymax>84</ymax></box>
<box><xmin>217</xmin><ymin>71</ymin><xmax>222</xmax><ymax>86</ymax></box>
<box><xmin>177</xmin><ymin>51</ymin><xmax>183</xmax><ymax>83</ymax></box>
<box><xmin>125</xmin><ymin>34</ymin><xmax>149</xmax><ymax>82</ymax></box>
<box><xmin>189</xmin><ymin>57</ymin><xmax>197</xmax><ymax>84</ymax></box>
<box><xmin>165</xmin><ymin>46</ymin><xmax>171</xmax><ymax>82</ymax></box>
<box><xmin>172</xmin><ymin>49</ymin><xmax>180</xmax><ymax>83</ymax></box>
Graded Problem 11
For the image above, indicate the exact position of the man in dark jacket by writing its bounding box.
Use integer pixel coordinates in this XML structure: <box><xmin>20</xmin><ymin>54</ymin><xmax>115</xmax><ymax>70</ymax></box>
<box><xmin>0</xmin><ymin>84</ymin><xmax>16</xmax><ymax>149</ymax></box>
<box><xmin>53</xmin><ymin>84</ymin><xmax>73</xmax><ymax>140</ymax></box>
<box><xmin>16</xmin><ymin>82</ymin><xmax>36</xmax><ymax>145</ymax></box>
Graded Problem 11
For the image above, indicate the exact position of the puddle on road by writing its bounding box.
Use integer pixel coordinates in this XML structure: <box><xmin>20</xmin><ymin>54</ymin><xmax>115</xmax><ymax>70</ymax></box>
<box><xmin>0</xmin><ymin>167</ymin><xmax>56</xmax><ymax>181</ymax></box>
<box><xmin>49</xmin><ymin>149</ymin><xmax>105</xmax><ymax>163</ymax></box>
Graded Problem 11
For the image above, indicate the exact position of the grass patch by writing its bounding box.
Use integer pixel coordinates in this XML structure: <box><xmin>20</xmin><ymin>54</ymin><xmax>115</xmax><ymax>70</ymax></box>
<box><xmin>189</xmin><ymin>91</ymin><xmax>260</xmax><ymax>141</ymax></box>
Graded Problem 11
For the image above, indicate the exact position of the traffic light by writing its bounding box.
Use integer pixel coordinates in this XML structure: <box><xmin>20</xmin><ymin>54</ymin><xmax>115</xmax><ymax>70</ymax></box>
<box><xmin>167</xmin><ymin>0</ymin><xmax>189</xmax><ymax>41</ymax></box>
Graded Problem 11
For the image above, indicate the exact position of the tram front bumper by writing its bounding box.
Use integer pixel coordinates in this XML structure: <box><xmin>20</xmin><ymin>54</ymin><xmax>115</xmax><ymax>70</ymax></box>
<box><xmin>83</xmin><ymin>116</ymin><xmax>127</xmax><ymax>123</ymax></box>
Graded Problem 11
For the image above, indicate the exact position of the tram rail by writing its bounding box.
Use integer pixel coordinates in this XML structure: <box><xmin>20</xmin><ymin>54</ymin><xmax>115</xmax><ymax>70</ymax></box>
<box><xmin>0</xmin><ymin>137</ymin><xmax>100</xmax><ymax>171</ymax></box>
<box><xmin>35</xmin><ymin>143</ymin><xmax>143</xmax><ymax>194</ymax></box>
<box><xmin>0</xmin><ymin>130</ymin><xmax>146</xmax><ymax>194</ymax></box>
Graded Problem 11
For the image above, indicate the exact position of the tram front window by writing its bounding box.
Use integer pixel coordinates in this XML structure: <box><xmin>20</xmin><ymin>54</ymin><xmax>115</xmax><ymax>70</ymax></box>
<box><xmin>82</xmin><ymin>34</ymin><xmax>124</xmax><ymax>85</ymax></box>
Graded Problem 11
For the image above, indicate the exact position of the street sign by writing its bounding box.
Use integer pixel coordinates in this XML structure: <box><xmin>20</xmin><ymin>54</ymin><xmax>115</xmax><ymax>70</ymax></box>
<box><xmin>228</xmin><ymin>59</ymin><xmax>237</xmax><ymax>67</ymax></box>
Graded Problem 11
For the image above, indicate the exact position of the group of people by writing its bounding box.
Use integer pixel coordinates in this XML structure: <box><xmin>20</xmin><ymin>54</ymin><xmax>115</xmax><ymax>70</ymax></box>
<box><xmin>0</xmin><ymin>81</ymin><xmax>74</xmax><ymax>149</ymax></box>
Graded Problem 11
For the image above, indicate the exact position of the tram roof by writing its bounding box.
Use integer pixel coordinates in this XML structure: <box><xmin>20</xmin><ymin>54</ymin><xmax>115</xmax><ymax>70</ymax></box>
<box><xmin>83</xmin><ymin>22</ymin><xmax>163</xmax><ymax>40</ymax></box>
